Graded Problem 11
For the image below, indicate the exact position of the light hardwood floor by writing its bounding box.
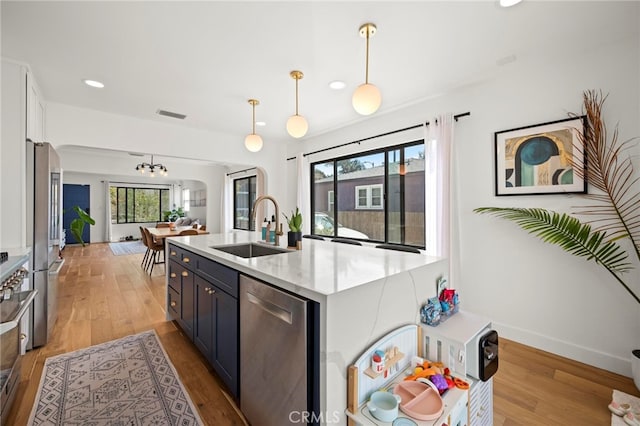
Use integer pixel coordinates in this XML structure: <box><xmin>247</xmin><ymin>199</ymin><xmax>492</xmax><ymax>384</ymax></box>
<box><xmin>6</xmin><ymin>243</ymin><xmax>639</xmax><ymax>425</ymax></box>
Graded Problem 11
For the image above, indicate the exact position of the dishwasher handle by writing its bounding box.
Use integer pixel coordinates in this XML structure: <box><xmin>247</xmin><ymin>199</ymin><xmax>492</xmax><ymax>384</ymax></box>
<box><xmin>246</xmin><ymin>291</ymin><xmax>293</xmax><ymax>324</ymax></box>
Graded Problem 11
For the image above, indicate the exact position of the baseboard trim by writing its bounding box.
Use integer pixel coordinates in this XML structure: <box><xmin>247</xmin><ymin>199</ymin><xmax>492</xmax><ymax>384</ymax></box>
<box><xmin>493</xmin><ymin>320</ymin><xmax>633</xmax><ymax>377</ymax></box>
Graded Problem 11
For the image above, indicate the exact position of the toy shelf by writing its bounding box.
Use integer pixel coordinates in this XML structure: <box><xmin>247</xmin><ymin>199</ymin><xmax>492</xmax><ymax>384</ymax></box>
<box><xmin>363</xmin><ymin>348</ymin><xmax>405</xmax><ymax>379</ymax></box>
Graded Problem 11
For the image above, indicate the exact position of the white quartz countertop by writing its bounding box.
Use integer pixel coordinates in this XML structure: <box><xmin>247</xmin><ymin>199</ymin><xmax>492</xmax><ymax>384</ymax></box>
<box><xmin>166</xmin><ymin>232</ymin><xmax>443</xmax><ymax>298</ymax></box>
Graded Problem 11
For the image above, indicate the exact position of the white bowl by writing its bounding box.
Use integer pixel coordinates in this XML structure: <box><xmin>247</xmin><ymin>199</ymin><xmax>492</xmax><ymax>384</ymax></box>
<box><xmin>367</xmin><ymin>391</ymin><xmax>402</xmax><ymax>422</ymax></box>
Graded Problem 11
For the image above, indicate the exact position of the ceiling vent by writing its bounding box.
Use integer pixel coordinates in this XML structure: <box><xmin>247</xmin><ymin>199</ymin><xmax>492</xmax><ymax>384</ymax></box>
<box><xmin>156</xmin><ymin>109</ymin><xmax>187</xmax><ymax>120</ymax></box>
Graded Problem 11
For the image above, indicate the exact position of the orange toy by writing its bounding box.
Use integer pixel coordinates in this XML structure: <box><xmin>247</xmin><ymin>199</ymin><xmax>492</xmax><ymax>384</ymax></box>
<box><xmin>405</xmin><ymin>365</ymin><xmax>437</xmax><ymax>381</ymax></box>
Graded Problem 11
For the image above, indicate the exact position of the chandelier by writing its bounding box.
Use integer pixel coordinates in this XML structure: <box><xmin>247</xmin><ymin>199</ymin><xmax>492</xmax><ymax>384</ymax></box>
<box><xmin>135</xmin><ymin>155</ymin><xmax>168</xmax><ymax>177</ymax></box>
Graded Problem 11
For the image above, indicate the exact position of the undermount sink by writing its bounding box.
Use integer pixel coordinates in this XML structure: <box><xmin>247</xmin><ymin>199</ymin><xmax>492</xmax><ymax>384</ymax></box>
<box><xmin>210</xmin><ymin>243</ymin><xmax>290</xmax><ymax>259</ymax></box>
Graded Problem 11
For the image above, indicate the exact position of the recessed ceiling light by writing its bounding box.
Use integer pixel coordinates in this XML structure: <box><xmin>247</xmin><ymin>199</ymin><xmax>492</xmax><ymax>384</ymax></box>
<box><xmin>83</xmin><ymin>79</ymin><xmax>104</xmax><ymax>88</ymax></box>
<box><xmin>255</xmin><ymin>121</ymin><xmax>266</xmax><ymax>127</ymax></box>
<box><xmin>500</xmin><ymin>0</ymin><xmax>522</xmax><ymax>7</ymax></box>
<box><xmin>329</xmin><ymin>80</ymin><xmax>346</xmax><ymax>90</ymax></box>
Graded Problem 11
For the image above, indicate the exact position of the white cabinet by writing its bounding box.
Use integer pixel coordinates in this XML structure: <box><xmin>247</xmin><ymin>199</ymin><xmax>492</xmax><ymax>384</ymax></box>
<box><xmin>1</xmin><ymin>59</ymin><xmax>45</xmax><ymax>249</ymax></box>
<box><xmin>27</xmin><ymin>68</ymin><xmax>46</xmax><ymax>142</ymax></box>
<box><xmin>469</xmin><ymin>378</ymin><xmax>493</xmax><ymax>426</ymax></box>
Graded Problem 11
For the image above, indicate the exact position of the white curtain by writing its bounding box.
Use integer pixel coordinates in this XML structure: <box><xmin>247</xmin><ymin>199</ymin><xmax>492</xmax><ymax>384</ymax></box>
<box><xmin>424</xmin><ymin>114</ymin><xmax>455</xmax><ymax>279</ymax></box>
<box><xmin>103</xmin><ymin>180</ymin><xmax>112</xmax><ymax>242</ymax></box>
<box><xmin>221</xmin><ymin>173</ymin><xmax>233</xmax><ymax>233</ymax></box>
<box><xmin>296</xmin><ymin>152</ymin><xmax>311</xmax><ymax>235</ymax></box>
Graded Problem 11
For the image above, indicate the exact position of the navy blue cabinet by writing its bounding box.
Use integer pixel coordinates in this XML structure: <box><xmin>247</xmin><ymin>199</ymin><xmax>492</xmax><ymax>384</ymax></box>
<box><xmin>168</xmin><ymin>243</ymin><xmax>239</xmax><ymax>399</ymax></box>
<box><xmin>167</xmin><ymin>260</ymin><xmax>194</xmax><ymax>340</ymax></box>
<box><xmin>194</xmin><ymin>274</ymin><xmax>214</xmax><ymax>356</ymax></box>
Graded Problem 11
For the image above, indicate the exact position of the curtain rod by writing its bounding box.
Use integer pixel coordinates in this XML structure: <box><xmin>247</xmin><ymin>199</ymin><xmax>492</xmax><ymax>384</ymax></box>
<box><xmin>286</xmin><ymin>111</ymin><xmax>470</xmax><ymax>161</ymax></box>
<box><xmin>226</xmin><ymin>167</ymin><xmax>256</xmax><ymax>176</ymax></box>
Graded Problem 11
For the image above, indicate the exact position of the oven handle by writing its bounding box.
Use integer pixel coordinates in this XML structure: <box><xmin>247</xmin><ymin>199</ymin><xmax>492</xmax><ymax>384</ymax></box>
<box><xmin>0</xmin><ymin>289</ymin><xmax>38</xmax><ymax>334</ymax></box>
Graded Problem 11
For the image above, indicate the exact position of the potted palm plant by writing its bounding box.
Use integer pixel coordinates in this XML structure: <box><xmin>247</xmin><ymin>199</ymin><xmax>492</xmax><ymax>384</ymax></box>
<box><xmin>283</xmin><ymin>207</ymin><xmax>303</xmax><ymax>248</ymax></box>
<box><xmin>475</xmin><ymin>90</ymin><xmax>639</xmax><ymax>389</ymax></box>
<box><xmin>69</xmin><ymin>205</ymin><xmax>95</xmax><ymax>247</ymax></box>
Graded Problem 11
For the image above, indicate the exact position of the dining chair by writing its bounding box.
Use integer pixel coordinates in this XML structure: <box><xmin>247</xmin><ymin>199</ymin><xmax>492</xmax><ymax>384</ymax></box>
<box><xmin>303</xmin><ymin>234</ymin><xmax>324</xmax><ymax>241</ymax></box>
<box><xmin>375</xmin><ymin>244</ymin><xmax>421</xmax><ymax>254</ymax></box>
<box><xmin>331</xmin><ymin>237</ymin><xmax>362</xmax><ymax>246</ymax></box>
<box><xmin>179</xmin><ymin>229</ymin><xmax>199</xmax><ymax>236</ymax></box>
<box><xmin>142</xmin><ymin>227</ymin><xmax>165</xmax><ymax>274</ymax></box>
<box><xmin>139</xmin><ymin>226</ymin><xmax>151</xmax><ymax>269</ymax></box>
<box><xmin>156</xmin><ymin>222</ymin><xmax>170</xmax><ymax>228</ymax></box>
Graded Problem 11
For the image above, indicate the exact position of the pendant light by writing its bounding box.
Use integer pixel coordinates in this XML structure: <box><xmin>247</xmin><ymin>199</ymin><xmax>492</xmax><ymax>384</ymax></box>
<box><xmin>352</xmin><ymin>23</ymin><xmax>381</xmax><ymax>116</ymax></box>
<box><xmin>244</xmin><ymin>99</ymin><xmax>263</xmax><ymax>152</ymax></box>
<box><xmin>286</xmin><ymin>70</ymin><xmax>308</xmax><ymax>138</ymax></box>
<box><xmin>135</xmin><ymin>155</ymin><xmax>168</xmax><ymax>177</ymax></box>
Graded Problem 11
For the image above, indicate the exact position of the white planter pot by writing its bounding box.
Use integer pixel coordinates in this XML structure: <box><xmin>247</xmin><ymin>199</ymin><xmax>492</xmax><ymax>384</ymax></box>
<box><xmin>633</xmin><ymin>349</ymin><xmax>640</xmax><ymax>391</ymax></box>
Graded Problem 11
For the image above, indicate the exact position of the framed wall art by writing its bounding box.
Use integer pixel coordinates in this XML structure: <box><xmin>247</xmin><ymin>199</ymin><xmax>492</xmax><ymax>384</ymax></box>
<box><xmin>494</xmin><ymin>116</ymin><xmax>587</xmax><ymax>196</ymax></box>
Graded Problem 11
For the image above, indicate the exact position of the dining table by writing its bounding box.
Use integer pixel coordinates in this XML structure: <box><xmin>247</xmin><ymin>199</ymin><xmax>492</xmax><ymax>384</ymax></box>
<box><xmin>146</xmin><ymin>226</ymin><xmax>209</xmax><ymax>241</ymax></box>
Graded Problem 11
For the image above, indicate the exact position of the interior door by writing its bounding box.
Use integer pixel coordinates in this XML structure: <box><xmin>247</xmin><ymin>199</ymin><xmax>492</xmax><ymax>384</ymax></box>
<box><xmin>63</xmin><ymin>184</ymin><xmax>90</xmax><ymax>244</ymax></box>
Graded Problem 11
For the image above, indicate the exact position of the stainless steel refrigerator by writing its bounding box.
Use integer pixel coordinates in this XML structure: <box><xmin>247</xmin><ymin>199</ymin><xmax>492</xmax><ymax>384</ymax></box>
<box><xmin>26</xmin><ymin>140</ymin><xmax>64</xmax><ymax>349</ymax></box>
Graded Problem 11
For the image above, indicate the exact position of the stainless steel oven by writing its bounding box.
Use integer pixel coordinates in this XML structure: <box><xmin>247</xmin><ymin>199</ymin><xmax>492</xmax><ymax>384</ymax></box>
<box><xmin>0</xmin><ymin>259</ymin><xmax>37</xmax><ymax>424</ymax></box>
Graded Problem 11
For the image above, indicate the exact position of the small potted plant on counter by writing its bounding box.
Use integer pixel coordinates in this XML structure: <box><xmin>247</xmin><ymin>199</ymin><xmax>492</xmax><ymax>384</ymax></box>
<box><xmin>284</xmin><ymin>207</ymin><xmax>303</xmax><ymax>248</ymax></box>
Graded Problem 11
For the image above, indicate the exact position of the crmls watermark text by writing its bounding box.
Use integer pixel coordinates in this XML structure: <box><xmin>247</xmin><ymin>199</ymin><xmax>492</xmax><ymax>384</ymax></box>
<box><xmin>288</xmin><ymin>411</ymin><xmax>341</xmax><ymax>424</ymax></box>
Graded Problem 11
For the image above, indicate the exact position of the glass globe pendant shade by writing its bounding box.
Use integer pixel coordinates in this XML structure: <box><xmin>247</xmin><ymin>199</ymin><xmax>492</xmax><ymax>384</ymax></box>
<box><xmin>352</xmin><ymin>83</ymin><xmax>381</xmax><ymax>115</ymax></box>
<box><xmin>244</xmin><ymin>133</ymin><xmax>263</xmax><ymax>152</ymax></box>
<box><xmin>286</xmin><ymin>114</ymin><xmax>308</xmax><ymax>138</ymax></box>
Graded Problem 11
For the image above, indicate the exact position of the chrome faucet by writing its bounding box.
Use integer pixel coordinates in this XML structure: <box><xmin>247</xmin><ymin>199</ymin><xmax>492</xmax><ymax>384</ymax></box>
<box><xmin>251</xmin><ymin>195</ymin><xmax>284</xmax><ymax>245</ymax></box>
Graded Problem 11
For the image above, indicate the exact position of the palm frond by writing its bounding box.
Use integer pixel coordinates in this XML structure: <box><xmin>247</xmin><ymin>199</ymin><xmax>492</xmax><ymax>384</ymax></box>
<box><xmin>474</xmin><ymin>207</ymin><xmax>639</xmax><ymax>304</ymax></box>
<box><xmin>568</xmin><ymin>90</ymin><xmax>640</xmax><ymax>261</ymax></box>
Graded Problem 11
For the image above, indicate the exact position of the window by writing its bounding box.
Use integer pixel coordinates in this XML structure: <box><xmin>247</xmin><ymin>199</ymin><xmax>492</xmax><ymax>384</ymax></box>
<box><xmin>311</xmin><ymin>140</ymin><xmax>425</xmax><ymax>247</ymax></box>
<box><xmin>355</xmin><ymin>184</ymin><xmax>383</xmax><ymax>209</ymax></box>
<box><xmin>327</xmin><ymin>190</ymin><xmax>334</xmax><ymax>213</ymax></box>
<box><xmin>183</xmin><ymin>189</ymin><xmax>190</xmax><ymax>212</ymax></box>
<box><xmin>110</xmin><ymin>186</ymin><xmax>170</xmax><ymax>224</ymax></box>
<box><xmin>234</xmin><ymin>176</ymin><xmax>256</xmax><ymax>231</ymax></box>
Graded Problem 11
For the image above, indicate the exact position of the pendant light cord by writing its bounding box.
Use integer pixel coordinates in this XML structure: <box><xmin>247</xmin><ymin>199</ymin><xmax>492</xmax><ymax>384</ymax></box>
<box><xmin>295</xmin><ymin>77</ymin><xmax>300</xmax><ymax>115</ymax></box>
<box><xmin>365</xmin><ymin>29</ymin><xmax>370</xmax><ymax>84</ymax></box>
<box><xmin>252</xmin><ymin>103</ymin><xmax>256</xmax><ymax>134</ymax></box>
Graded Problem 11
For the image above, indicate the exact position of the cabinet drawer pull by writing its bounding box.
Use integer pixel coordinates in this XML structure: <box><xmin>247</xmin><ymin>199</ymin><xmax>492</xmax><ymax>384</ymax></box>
<box><xmin>170</xmin><ymin>301</ymin><xmax>177</xmax><ymax>307</ymax></box>
<box><xmin>170</xmin><ymin>273</ymin><xmax>176</xmax><ymax>278</ymax></box>
<box><xmin>183</xmin><ymin>257</ymin><xmax>190</xmax><ymax>263</ymax></box>
<box><xmin>20</xmin><ymin>333</ymin><xmax>26</xmax><ymax>341</ymax></box>
<box><xmin>181</xmin><ymin>271</ymin><xmax>188</xmax><ymax>277</ymax></box>
<box><xmin>170</xmin><ymin>251</ymin><xmax>177</xmax><ymax>256</ymax></box>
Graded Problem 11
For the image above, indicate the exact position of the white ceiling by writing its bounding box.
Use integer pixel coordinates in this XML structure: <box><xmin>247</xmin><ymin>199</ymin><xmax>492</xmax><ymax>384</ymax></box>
<box><xmin>2</xmin><ymin>1</ymin><xmax>637</xmax><ymax>145</ymax></box>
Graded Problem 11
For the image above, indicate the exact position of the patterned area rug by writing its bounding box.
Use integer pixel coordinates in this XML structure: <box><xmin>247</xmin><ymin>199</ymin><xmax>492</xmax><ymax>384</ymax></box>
<box><xmin>109</xmin><ymin>241</ymin><xmax>147</xmax><ymax>256</ymax></box>
<box><xmin>29</xmin><ymin>330</ymin><xmax>203</xmax><ymax>425</ymax></box>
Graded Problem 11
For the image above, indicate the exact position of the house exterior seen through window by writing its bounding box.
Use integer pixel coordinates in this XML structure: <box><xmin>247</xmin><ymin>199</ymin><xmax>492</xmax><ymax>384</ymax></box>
<box><xmin>311</xmin><ymin>140</ymin><xmax>425</xmax><ymax>247</ymax></box>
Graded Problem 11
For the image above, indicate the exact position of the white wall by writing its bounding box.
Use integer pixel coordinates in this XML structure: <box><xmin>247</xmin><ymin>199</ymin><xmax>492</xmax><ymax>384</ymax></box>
<box><xmin>181</xmin><ymin>179</ymin><xmax>207</xmax><ymax>225</ymax></box>
<box><xmin>45</xmin><ymin>102</ymin><xmax>288</xmax><ymax>226</ymax></box>
<box><xmin>60</xmin><ymin>146</ymin><xmax>228</xmax><ymax>242</ymax></box>
<box><xmin>287</xmin><ymin>35</ymin><xmax>640</xmax><ymax>376</ymax></box>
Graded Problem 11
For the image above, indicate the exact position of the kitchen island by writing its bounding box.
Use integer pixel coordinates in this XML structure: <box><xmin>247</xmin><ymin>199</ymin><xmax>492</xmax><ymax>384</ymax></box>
<box><xmin>165</xmin><ymin>232</ymin><xmax>447</xmax><ymax>425</ymax></box>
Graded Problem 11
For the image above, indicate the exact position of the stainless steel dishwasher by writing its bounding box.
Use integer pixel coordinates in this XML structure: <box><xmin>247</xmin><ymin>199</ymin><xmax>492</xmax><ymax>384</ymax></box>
<box><xmin>240</xmin><ymin>275</ymin><xmax>319</xmax><ymax>426</ymax></box>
